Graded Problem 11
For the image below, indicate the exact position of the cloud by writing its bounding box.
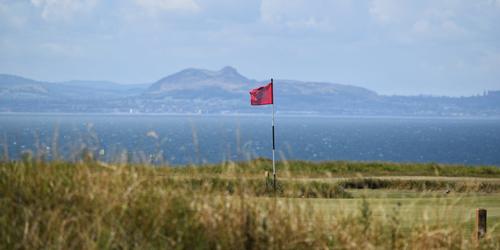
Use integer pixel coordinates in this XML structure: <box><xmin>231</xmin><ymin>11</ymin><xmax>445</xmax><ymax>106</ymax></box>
<box><xmin>134</xmin><ymin>0</ymin><xmax>200</xmax><ymax>13</ymax></box>
<box><xmin>260</xmin><ymin>0</ymin><xmax>353</xmax><ymax>31</ymax></box>
<box><xmin>30</xmin><ymin>0</ymin><xmax>99</xmax><ymax>21</ymax></box>
<box><xmin>0</xmin><ymin>2</ymin><xmax>30</xmax><ymax>28</ymax></box>
<box><xmin>368</xmin><ymin>0</ymin><xmax>499</xmax><ymax>41</ymax></box>
<box><xmin>1</xmin><ymin>0</ymin><xmax>498</xmax><ymax>95</ymax></box>
<box><xmin>411</xmin><ymin>9</ymin><xmax>467</xmax><ymax>38</ymax></box>
<box><xmin>369</xmin><ymin>0</ymin><xmax>407</xmax><ymax>24</ymax></box>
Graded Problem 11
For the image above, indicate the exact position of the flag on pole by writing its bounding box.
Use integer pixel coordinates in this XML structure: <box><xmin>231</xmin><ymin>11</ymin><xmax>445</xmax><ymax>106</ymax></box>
<box><xmin>249</xmin><ymin>79</ymin><xmax>277</xmax><ymax>191</ymax></box>
<box><xmin>249</xmin><ymin>82</ymin><xmax>273</xmax><ymax>105</ymax></box>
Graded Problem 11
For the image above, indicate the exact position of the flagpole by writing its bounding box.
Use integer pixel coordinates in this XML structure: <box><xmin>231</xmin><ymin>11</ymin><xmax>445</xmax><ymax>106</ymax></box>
<box><xmin>271</xmin><ymin>78</ymin><xmax>276</xmax><ymax>191</ymax></box>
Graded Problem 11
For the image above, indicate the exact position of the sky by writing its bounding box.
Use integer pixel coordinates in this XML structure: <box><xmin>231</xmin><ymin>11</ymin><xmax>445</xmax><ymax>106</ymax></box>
<box><xmin>0</xmin><ymin>0</ymin><xmax>499</xmax><ymax>96</ymax></box>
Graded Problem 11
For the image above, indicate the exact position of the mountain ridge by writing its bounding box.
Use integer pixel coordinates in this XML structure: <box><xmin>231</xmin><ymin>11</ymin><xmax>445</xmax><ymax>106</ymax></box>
<box><xmin>148</xmin><ymin>66</ymin><xmax>256</xmax><ymax>93</ymax></box>
<box><xmin>0</xmin><ymin>68</ymin><xmax>499</xmax><ymax>116</ymax></box>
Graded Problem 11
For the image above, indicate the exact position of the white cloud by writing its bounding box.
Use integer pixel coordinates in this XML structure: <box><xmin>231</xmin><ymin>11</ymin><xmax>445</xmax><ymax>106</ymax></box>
<box><xmin>411</xmin><ymin>19</ymin><xmax>466</xmax><ymax>40</ymax></box>
<box><xmin>0</xmin><ymin>2</ymin><xmax>29</xmax><ymax>28</ymax></box>
<box><xmin>134</xmin><ymin>0</ymin><xmax>200</xmax><ymax>13</ymax></box>
<box><xmin>412</xmin><ymin>19</ymin><xmax>430</xmax><ymax>34</ymax></box>
<box><xmin>260</xmin><ymin>0</ymin><xmax>353</xmax><ymax>31</ymax></box>
<box><xmin>30</xmin><ymin>0</ymin><xmax>99</xmax><ymax>21</ymax></box>
<box><xmin>411</xmin><ymin>8</ymin><xmax>467</xmax><ymax>38</ymax></box>
<box><xmin>369</xmin><ymin>1</ymin><xmax>485</xmax><ymax>41</ymax></box>
<box><xmin>369</xmin><ymin>0</ymin><xmax>407</xmax><ymax>24</ymax></box>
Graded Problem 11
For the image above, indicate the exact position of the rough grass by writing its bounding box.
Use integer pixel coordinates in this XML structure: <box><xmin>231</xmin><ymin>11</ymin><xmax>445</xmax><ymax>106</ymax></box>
<box><xmin>1</xmin><ymin>160</ymin><xmax>500</xmax><ymax>249</ymax></box>
<box><xmin>176</xmin><ymin>158</ymin><xmax>500</xmax><ymax>178</ymax></box>
<box><xmin>339</xmin><ymin>178</ymin><xmax>500</xmax><ymax>193</ymax></box>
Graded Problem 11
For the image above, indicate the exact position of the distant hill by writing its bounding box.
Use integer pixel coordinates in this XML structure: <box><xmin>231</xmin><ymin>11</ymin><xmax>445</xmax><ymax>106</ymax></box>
<box><xmin>0</xmin><ymin>74</ymin><xmax>148</xmax><ymax>100</ymax></box>
<box><xmin>140</xmin><ymin>67</ymin><xmax>383</xmax><ymax>114</ymax></box>
<box><xmin>0</xmin><ymin>69</ymin><xmax>499</xmax><ymax>116</ymax></box>
<box><xmin>149</xmin><ymin>66</ymin><xmax>254</xmax><ymax>93</ymax></box>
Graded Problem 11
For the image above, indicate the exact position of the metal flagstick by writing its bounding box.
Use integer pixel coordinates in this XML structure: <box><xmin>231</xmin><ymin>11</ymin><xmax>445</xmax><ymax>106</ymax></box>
<box><xmin>271</xmin><ymin>78</ymin><xmax>276</xmax><ymax>191</ymax></box>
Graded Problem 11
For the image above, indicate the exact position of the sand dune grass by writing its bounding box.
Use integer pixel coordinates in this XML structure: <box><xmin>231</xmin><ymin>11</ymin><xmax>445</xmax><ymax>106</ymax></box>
<box><xmin>1</xmin><ymin>160</ymin><xmax>500</xmax><ymax>249</ymax></box>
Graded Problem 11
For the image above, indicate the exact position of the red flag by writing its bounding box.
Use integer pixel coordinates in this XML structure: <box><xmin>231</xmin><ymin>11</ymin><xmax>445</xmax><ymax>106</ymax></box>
<box><xmin>250</xmin><ymin>82</ymin><xmax>273</xmax><ymax>105</ymax></box>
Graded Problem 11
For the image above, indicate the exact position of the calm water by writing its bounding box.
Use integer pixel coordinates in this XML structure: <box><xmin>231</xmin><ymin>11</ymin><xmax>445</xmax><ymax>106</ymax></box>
<box><xmin>1</xmin><ymin>114</ymin><xmax>500</xmax><ymax>166</ymax></box>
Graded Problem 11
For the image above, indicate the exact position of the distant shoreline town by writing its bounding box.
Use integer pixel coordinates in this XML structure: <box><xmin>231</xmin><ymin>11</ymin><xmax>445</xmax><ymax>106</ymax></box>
<box><xmin>1</xmin><ymin>67</ymin><xmax>499</xmax><ymax>116</ymax></box>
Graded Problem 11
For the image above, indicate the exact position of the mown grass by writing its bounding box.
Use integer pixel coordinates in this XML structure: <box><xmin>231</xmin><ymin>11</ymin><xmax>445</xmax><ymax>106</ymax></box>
<box><xmin>1</xmin><ymin>159</ymin><xmax>500</xmax><ymax>249</ymax></box>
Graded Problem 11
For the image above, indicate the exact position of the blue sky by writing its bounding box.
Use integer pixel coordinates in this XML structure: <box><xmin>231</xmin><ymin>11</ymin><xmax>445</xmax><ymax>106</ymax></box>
<box><xmin>0</xmin><ymin>0</ymin><xmax>499</xmax><ymax>96</ymax></box>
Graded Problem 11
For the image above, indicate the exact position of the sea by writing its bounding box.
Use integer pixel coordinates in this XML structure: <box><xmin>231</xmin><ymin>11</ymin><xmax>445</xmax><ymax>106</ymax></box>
<box><xmin>1</xmin><ymin>113</ymin><xmax>500</xmax><ymax>166</ymax></box>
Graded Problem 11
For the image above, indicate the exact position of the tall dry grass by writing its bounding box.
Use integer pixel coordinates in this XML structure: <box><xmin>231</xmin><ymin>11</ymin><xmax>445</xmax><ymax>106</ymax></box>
<box><xmin>1</xmin><ymin>160</ymin><xmax>500</xmax><ymax>249</ymax></box>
